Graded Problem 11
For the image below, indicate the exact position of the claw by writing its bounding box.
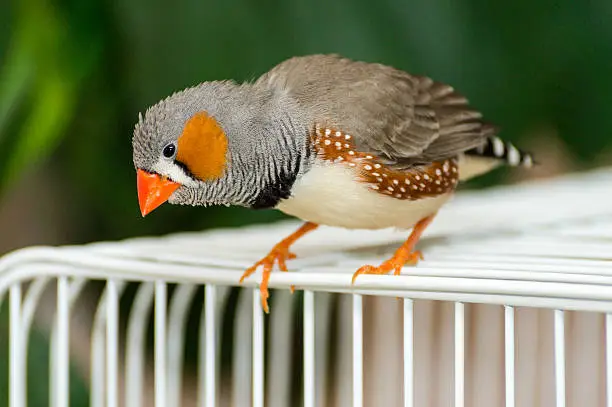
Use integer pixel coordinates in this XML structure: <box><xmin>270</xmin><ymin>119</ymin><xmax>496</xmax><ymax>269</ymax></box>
<box><xmin>239</xmin><ymin>222</ymin><xmax>318</xmax><ymax>313</ymax></box>
<box><xmin>239</xmin><ymin>245</ymin><xmax>294</xmax><ymax>313</ymax></box>
<box><xmin>351</xmin><ymin>214</ymin><xmax>435</xmax><ymax>285</ymax></box>
<box><xmin>351</xmin><ymin>250</ymin><xmax>423</xmax><ymax>283</ymax></box>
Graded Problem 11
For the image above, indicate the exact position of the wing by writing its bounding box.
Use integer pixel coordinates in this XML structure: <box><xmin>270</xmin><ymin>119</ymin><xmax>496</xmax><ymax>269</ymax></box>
<box><xmin>256</xmin><ymin>54</ymin><xmax>495</xmax><ymax>168</ymax></box>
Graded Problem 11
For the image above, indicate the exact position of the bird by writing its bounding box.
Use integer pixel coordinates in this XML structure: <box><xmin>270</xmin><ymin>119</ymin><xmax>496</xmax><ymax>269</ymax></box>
<box><xmin>132</xmin><ymin>54</ymin><xmax>535</xmax><ymax>313</ymax></box>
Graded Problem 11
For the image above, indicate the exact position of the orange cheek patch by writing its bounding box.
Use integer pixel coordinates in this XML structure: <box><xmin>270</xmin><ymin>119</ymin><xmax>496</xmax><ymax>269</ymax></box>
<box><xmin>177</xmin><ymin>111</ymin><xmax>228</xmax><ymax>181</ymax></box>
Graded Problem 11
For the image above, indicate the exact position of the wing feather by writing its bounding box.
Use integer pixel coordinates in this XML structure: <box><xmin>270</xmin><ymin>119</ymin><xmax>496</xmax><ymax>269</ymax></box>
<box><xmin>256</xmin><ymin>54</ymin><xmax>495</xmax><ymax>167</ymax></box>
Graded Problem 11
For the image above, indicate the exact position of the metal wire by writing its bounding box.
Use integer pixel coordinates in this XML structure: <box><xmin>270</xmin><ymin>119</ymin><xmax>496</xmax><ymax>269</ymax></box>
<box><xmin>155</xmin><ymin>281</ymin><xmax>167</xmax><ymax>407</ymax></box>
<box><xmin>455</xmin><ymin>302</ymin><xmax>465</xmax><ymax>407</ymax></box>
<box><xmin>51</xmin><ymin>278</ymin><xmax>86</xmax><ymax>407</ymax></box>
<box><xmin>125</xmin><ymin>282</ymin><xmax>155</xmax><ymax>407</ymax></box>
<box><xmin>505</xmin><ymin>305</ymin><xmax>515</xmax><ymax>407</ymax></box>
<box><xmin>91</xmin><ymin>280</ymin><xmax>127</xmax><ymax>407</ymax></box>
<box><xmin>253</xmin><ymin>289</ymin><xmax>265</xmax><ymax>407</ymax></box>
<box><xmin>203</xmin><ymin>284</ymin><xmax>217</xmax><ymax>407</ymax></box>
<box><xmin>352</xmin><ymin>294</ymin><xmax>363</xmax><ymax>407</ymax></box>
<box><xmin>106</xmin><ymin>279</ymin><xmax>119</xmax><ymax>407</ymax></box>
<box><xmin>403</xmin><ymin>299</ymin><xmax>414</xmax><ymax>407</ymax></box>
<box><xmin>56</xmin><ymin>277</ymin><xmax>70</xmax><ymax>407</ymax></box>
<box><xmin>607</xmin><ymin>314</ymin><xmax>612</xmax><ymax>407</ymax></box>
<box><xmin>555</xmin><ymin>310</ymin><xmax>566</xmax><ymax>407</ymax></box>
<box><xmin>10</xmin><ymin>283</ymin><xmax>23</xmax><ymax>407</ymax></box>
<box><xmin>167</xmin><ymin>284</ymin><xmax>197</xmax><ymax>407</ymax></box>
<box><xmin>304</xmin><ymin>290</ymin><xmax>315</xmax><ymax>407</ymax></box>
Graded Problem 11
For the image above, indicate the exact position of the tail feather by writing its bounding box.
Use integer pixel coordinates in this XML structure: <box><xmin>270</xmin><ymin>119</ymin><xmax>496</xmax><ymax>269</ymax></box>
<box><xmin>467</xmin><ymin>136</ymin><xmax>535</xmax><ymax>168</ymax></box>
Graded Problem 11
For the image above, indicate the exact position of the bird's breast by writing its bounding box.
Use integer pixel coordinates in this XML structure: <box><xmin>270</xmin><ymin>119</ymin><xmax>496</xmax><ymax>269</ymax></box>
<box><xmin>276</xmin><ymin>161</ymin><xmax>452</xmax><ymax>230</ymax></box>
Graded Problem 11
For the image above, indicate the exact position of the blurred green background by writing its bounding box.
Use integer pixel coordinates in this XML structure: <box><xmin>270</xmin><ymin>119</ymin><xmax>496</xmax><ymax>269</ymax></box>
<box><xmin>2</xmin><ymin>0</ymin><xmax>612</xmax><ymax>246</ymax></box>
<box><xmin>0</xmin><ymin>0</ymin><xmax>611</xmax><ymax>405</ymax></box>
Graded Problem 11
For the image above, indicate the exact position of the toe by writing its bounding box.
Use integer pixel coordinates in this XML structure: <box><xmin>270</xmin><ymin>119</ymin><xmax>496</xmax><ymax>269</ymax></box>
<box><xmin>352</xmin><ymin>265</ymin><xmax>374</xmax><ymax>284</ymax></box>
<box><xmin>240</xmin><ymin>265</ymin><xmax>257</xmax><ymax>283</ymax></box>
<box><xmin>407</xmin><ymin>251</ymin><xmax>422</xmax><ymax>265</ymax></box>
<box><xmin>260</xmin><ymin>290</ymin><xmax>270</xmax><ymax>313</ymax></box>
<box><xmin>351</xmin><ymin>270</ymin><xmax>362</xmax><ymax>284</ymax></box>
<box><xmin>278</xmin><ymin>256</ymin><xmax>288</xmax><ymax>272</ymax></box>
<box><xmin>393</xmin><ymin>265</ymin><xmax>403</xmax><ymax>276</ymax></box>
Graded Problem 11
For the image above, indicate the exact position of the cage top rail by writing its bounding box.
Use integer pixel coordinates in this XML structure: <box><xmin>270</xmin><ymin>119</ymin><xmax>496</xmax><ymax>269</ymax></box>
<box><xmin>1</xmin><ymin>167</ymin><xmax>612</xmax><ymax>312</ymax></box>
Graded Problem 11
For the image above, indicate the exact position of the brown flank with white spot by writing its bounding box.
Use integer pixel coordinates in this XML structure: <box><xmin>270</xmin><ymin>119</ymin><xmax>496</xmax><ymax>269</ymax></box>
<box><xmin>312</xmin><ymin>125</ymin><xmax>459</xmax><ymax>200</ymax></box>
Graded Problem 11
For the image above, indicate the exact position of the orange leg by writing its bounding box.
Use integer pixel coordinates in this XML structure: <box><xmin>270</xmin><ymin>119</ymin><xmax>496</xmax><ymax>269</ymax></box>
<box><xmin>240</xmin><ymin>222</ymin><xmax>318</xmax><ymax>313</ymax></box>
<box><xmin>351</xmin><ymin>215</ymin><xmax>435</xmax><ymax>284</ymax></box>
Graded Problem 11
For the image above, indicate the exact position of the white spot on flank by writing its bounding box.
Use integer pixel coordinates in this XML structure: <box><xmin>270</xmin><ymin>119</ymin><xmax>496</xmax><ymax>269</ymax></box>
<box><xmin>424</xmin><ymin>174</ymin><xmax>430</xmax><ymax>180</ymax></box>
<box><xmin>325</xmin><ymin>129</ymin><xmax>331</xmax><ymax>136</ymax></box>
<box><xmin>435</xmin><ymin>169</ymin><xmax>442</xmax><ymax>176</ymax></box>
<box><xmin>324</xmin><ymin>139</ymin><xmax>331</xmax><ymax>145</ymax></box>
<box><xmin>415</xmin><ymin>175</ymin><xmax>421</xmax><ymax>181</ymax></box>
<box><xmin>374</xmin><ymin>163</ymin><xmax>381</xmax><ymax>169</ymax></box>
<box><xmin>335</xmin><ymin>131</ymin><xmax>342</xmax><ymax>137</ymax></box>
<box><xmin>400</xmin><ymin>187</ymin><xmax>406</xmax><ymax>192</ymax></box>
<box><xmin>393</xmin><ymin>179</ymin><xmax>399</xmax><ymax>185</ymax></box>
<box><xmin>395</xmin><ymin>194</ymin><xmax>402</xmax><ymax>198</ymax></box>
<box><xmin>372</xmin><ymin>172</ymin><xmax>380</xmax><ymax>177</ymax></box>
<box><xmin>377</xmin><ymin>177</ymin><xmax>383</xmax><ymax>182</ymax></box>
<box><xmin>365</xmin><ymin>155</ymin><xmax>373</xmax><ymax>159</ymax></box>
<box><xmin>344</xmin><ymin>143</ymin><xmax>350</xmax><ymax>148</ymax></box>
<box><xmin>387</xmin><ymin>186</ymin><xmax>394</xmax><ymax>192</ymax></box>
<box><xmin>405</xmin><ymin>179</ymin><xmax>411</xmax><ymax>185</ymax></box>
<box><xmin>348</xmin><ymin>162</ymin><xmax>356</xmax><ymax>167</ymax></box>
<box><xmin>345</xmin><ymin>134</ymin><xmax>351</xmax><ymax>140</ymax></box>
<box><xmin>364</xmin><ymin>164</ymin><xmax>373</xmax><ymax>170</ymax></box>
<box><xmin>349</xmin><ymin>151</ymin><xmax>355</xmax><ymax>155</ymax></box>
<box><xmin>335</xmin><ymin>141</ymin><xmax>342</xmax><ymax>147</ymax></box>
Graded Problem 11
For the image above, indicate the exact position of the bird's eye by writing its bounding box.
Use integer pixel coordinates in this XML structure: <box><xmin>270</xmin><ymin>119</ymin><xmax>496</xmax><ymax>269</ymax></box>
<box><xmin>162</xmin><ymin>143</ymin><xmax>176</xmax><ymax>158</ymax></box>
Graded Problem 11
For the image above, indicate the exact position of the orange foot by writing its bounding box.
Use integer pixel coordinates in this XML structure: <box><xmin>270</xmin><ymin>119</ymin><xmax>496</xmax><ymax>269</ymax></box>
<box><xmin>351</xmin><ymin>214</ymin><xmax>436</xmax><ymax>284</ymax></box>
<box><xmin>239</xmin><ymin>222</ymin><xmax>318</xmax><ymax>313</ymax></box>
<box><xmin>352</xmin><ymin>249</ymin><xmax>422</xmax><ymax>283</ymax></box>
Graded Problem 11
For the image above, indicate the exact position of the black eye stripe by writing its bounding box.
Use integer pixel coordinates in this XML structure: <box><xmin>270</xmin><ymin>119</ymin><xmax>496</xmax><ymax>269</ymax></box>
<box><xmin>163</xmin><ymin>143</ymin><xmax>176</xmax><ymax>158</ymax></box>
<box><xmin>174</xmin><ymin>160</ymin><xmax>198</xmax><ymax>181</ymax></box>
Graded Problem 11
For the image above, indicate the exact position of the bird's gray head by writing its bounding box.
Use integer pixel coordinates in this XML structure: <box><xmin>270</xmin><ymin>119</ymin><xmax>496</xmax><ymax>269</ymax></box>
<box><xmin>132</xmin><ymin>80</ymin><xmax>309</xmax><ymax>216</ymax></box>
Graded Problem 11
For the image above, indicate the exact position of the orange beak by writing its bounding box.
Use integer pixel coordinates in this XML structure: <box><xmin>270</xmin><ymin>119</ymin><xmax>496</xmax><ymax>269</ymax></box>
<box><xmin>137</xmin><ymin>169</ymin><xmax>181</xmax><ymax>216</ymax></box>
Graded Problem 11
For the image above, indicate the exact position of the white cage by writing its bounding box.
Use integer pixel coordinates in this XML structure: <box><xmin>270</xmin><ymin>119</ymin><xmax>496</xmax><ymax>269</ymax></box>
<box><xmin>1</xmin><ymin>167</ymin><xmax>612</xmax><ymax>407</ymax></box>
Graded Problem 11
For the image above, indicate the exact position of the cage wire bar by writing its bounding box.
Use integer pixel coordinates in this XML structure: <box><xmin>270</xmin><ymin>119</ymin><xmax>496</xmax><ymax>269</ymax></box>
<box><xmin>403</xmin><ymin>299</ymin><xmax>414</xmax><ymax>407</ymax></box>
<box><xmin>1</xmin><ymin>167</ymin><xmax>612</xmax><ymax>407</ymax></box>
<box><xmin>504</xmin><ymin>305</ymin><xmax>515</xmax><ymax>407</ymax></box>
<box><xmin>607</xmin><ymin>314</ymin><xmax>612</xmax><ymax>407</ymax></box>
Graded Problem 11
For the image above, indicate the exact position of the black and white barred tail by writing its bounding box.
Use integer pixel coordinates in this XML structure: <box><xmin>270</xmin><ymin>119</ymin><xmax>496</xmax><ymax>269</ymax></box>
<box><xmin>467</xmin><ymin>136</ymin><xmax>535</xmax><ymax>168</ymax></box>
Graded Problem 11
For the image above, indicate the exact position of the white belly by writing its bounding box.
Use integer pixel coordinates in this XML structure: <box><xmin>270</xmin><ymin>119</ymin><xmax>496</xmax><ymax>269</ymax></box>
<box><xmin>276</xmin><ymin>162</ymin><xmax>452</xmax><ymax>230</ymax></box>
